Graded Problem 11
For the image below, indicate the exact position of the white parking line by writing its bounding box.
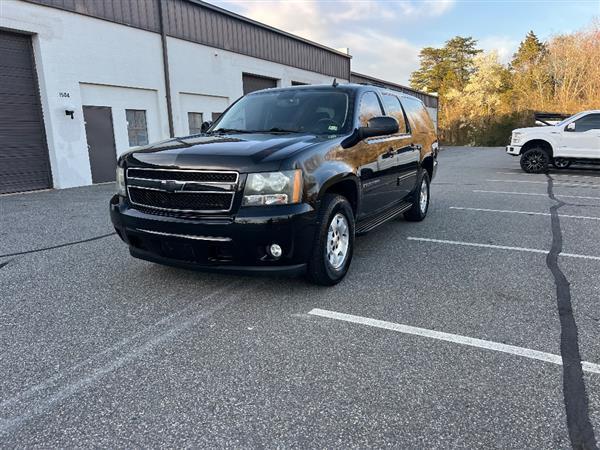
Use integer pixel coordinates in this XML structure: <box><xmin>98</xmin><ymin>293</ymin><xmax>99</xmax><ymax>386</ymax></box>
<box><xmin>473</xmin><ymin>190</ymin><xmax>600</xmax><ymax>200</ymax></box>
<box><xmin>488</xmin><ymin>179</ymin><xmax>600</xmax><ymax>188</ymax></box>
<box><xmin>407</xmin><ymin>237</ymin><xmax>600</xmax><ymax>261</ymax></box>
<box><xmin>308</xmin><ymin>308</ymin><xmax>600</xmax><ymax>374</ymax></box>
<box><xmin>497</xmin><ymin>172</ymin><xmax>600</xmax><ymax>180</ymax></box>
<box><xmin>449</xmin><ymin>206</ymin><xmax>600</xmax><ymax>221</ymax></box>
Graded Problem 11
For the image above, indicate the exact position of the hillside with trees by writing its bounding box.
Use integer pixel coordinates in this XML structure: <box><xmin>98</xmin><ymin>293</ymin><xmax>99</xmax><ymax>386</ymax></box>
<box><xmin>410</xmin><ymin>23</ymin><xmax>600</xmax><ymax>146</ymax></box>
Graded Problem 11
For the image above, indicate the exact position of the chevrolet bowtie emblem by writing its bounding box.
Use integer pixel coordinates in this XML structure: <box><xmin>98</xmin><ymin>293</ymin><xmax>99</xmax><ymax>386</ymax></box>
<box><xmin>160</xmin><ymin>180</ymin><xmax>186</xmax><ymax>192</ymax></box>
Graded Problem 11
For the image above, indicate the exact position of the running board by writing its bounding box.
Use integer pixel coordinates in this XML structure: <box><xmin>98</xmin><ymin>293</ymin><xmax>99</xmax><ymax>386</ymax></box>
<box><xmin>356</xmin><ymin>201</ymin><xmax>413</xmax><ymax>235</ymax></box>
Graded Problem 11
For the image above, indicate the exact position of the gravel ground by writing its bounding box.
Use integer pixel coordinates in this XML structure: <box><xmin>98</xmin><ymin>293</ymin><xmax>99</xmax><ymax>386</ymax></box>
<box><xmin>1</xmin><ymin>146</ymin><xmax>599</xmax><ymax>448</ymax></box>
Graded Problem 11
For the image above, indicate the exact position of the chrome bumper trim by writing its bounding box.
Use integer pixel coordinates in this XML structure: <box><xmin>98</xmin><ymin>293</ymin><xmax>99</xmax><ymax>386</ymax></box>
<box><xmin>136</xmin><ymin>228</ymin><xmax>232</xmax><ymax>242</ymax></box>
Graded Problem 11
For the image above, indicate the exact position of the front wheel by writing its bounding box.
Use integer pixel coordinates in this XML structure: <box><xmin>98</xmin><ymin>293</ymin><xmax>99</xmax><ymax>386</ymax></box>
<box><xmin>520</xmin><ymin>148</ymin><xmax>550</xmax><ymax>173</ymax></box>
<box><xmin>404</xmin><ymin>172</ymin><xmax>430</xmax><ymax>222</ymax></box>
<box><xmin>306</xmin><ymin>194</ymin><xmax>355</xmax><ymax>286</ymax></box>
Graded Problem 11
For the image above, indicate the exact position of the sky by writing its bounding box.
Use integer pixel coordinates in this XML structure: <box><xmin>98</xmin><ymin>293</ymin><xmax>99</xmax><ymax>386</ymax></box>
<box><xmin>212</xmin><ymin>0</ymin><xmax>600</xmax><ymax>85</ymax></box>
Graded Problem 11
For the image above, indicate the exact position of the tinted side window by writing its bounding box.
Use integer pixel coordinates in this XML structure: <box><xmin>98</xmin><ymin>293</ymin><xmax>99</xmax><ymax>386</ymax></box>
<box><xmin>573</xmin><ymin>114</ymin><xmax>600</xmax><ymax>132</ymax></box>
<box><xmin>400</xmin><ymin>96</ymin><xmax>433</xmax><ymax>133</ymax></box>
<box><xmin>358</xmin><ymin>92</ymin><xmax>383</xmax><ymax>127</ymax></box>
<box><xmin>382</xmin><ymin>94</ymin><xmax>408</xmax><ymax>134</ymax></box>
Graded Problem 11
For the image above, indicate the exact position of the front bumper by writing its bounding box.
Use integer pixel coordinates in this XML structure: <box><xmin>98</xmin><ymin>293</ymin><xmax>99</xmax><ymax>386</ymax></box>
<box><xmin>506</xmin><ymin>145</ymin><xmax>521</xmax><ymax>156</ymax></box>
<box><xmin>110</xmin><ymin>196</ymin><xmax>317</xmax><ymax>275</ymax></box>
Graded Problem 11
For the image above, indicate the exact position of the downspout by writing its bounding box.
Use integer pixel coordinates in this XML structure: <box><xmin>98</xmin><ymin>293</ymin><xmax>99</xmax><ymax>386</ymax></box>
<box><xmin>158</xmin><ymin>0</ymin><xmax>175</xmax><ymax>138</ymax></box>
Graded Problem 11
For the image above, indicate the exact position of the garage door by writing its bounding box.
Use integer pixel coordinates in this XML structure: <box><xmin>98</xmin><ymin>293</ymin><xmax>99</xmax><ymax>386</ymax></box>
<box><xmin>242</xmin><ymin>73</ymin><xmax>278</xmax><ymax>95</ymax></box>
<box><xmin>0</xmin><ymin>31</ymin><xmax>51</xmax><ymax>194</ymax></box>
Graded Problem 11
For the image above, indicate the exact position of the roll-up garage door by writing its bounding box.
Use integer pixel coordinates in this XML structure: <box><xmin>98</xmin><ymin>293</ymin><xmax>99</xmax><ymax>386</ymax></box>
<box><xmin>0</xmin><ymin>31</ymin><xmax>51</xmax><ymax>194</ymax></box>
<box><xmin>242</xmin><ymin>73</ymin><xmax>278</xmax><ymax>95</ymax></box>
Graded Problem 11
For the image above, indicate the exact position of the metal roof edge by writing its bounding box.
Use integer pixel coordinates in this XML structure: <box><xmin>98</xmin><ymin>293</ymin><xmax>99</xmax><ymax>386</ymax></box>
<box><xmin>350</xmin><ymin>71</ymin><xmax>438</xmax><ymax>99</ymax></box>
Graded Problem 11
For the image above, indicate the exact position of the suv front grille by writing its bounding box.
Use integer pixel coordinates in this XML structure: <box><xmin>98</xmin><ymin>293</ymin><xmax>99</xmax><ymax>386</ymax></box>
<box><xmin>126</xmin><ymin>168</ymin><xmax>239</xmax><ymax>215</ymax></box>
<box><xmin>129</xmin><ymin>188</ymin><xmax>233</xmax><ymax>212</ymax></box>
<box><xmin>128</xmin><ymin>168</ymin><xmax>237</xmax><ymax>183</ymax></box>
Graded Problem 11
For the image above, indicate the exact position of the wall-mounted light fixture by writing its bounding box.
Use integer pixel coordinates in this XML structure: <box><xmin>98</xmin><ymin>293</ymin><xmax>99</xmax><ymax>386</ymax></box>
<box><xmin>65</xmin><ymin>110</ymin><xmax>74</xmax><ymax>119</ymax></box>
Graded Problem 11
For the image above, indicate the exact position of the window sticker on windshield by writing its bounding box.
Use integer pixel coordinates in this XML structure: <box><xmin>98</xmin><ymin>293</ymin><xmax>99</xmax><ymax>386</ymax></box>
<box><xmin>328</xmin><ymin>125</ymin><xmax>338</xmax><ymax>131</ymax></box>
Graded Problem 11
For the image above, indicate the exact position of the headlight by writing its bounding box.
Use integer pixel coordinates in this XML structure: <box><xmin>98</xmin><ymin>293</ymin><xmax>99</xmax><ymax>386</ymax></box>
<box><xmin>242</xmin><ymin>170</ymin><xmax>302</xmax><ymax>206</ymax></box>
<box><xmin>512</xmin><ymin>132</ymin><xmax>522</xmax><ymax>144</ymax></box>
<box><xmin>116</xmin><ymin>167</ymin><xmax>126</xmax><ymax>196</ymax></box>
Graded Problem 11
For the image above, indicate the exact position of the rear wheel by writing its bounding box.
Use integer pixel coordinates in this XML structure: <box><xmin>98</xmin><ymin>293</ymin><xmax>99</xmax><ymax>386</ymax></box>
<box><xmin>404</xmin><ymin>171</ymin><xmax>430</xmax><ymax>222</ymax></box>
<box><xmin>306</xmin><ymin>194</ymin><xmax>355</xmax><ymax>286</ymax></box>
<box><xmin>520</xmin><ymin>147</ymin><xmax>550</xmax><ymax>173</ymax></box>
<box><xmin>552</xmin><ymin>158</ymin><xmax>572</xmax><ymax>169</ymax></box>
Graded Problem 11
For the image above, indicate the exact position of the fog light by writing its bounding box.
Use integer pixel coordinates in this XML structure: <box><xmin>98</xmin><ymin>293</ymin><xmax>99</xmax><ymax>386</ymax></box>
<box><xmin>268</xmin><ymin>243</ymin><xmax>282</xmax><ymax>259</ymax></box>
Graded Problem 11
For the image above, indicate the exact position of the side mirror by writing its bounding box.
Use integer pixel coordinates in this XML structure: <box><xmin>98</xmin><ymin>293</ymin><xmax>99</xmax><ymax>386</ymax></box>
<box><xmin>359</xmin><ymin>116</ymin><xmax>399</xmax><ymax>139</ymax></box>
<box><xmin>201</xmin><ymin>121</ymin><xmax>213</xmax><ymax>133</ymax></box>
<box><xmin>565</xmin><ymin>122</ymin><xmax>576</xmax><ymax>132</ymax></box>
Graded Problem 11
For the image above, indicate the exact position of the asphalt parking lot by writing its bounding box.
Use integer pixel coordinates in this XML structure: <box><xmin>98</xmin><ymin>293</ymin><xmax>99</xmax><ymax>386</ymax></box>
<box><xmin>1</xmin><ymin>146</ymin><xmax>599</xmax><ymax>448</ymax></box>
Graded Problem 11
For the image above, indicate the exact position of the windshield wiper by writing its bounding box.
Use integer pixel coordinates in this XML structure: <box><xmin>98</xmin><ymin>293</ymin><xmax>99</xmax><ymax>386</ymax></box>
<box><xmin>263</xmin><ymin>127</ymin><xmax>300</xmax><ymax>133</ymax></box>
<box><xmin>211</xmin><ymin>128</ymin><xmax>300</xmax><ymax>134</ymax></box>
<box><xmin>210</xmin><ymin>128</ymin><xmax>257</xmax><ymax>134</ymax></box>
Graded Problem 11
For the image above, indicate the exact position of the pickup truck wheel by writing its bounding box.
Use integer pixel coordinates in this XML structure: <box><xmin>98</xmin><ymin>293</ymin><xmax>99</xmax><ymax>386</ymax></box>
<box><xmin>552</xmin><ymin>158</ymin><xmax>572</xmax><ymax>169</ymax></box>
<box><xmin>520</xmin><ymin>148</ymin><xmax>549</xmax><ymax>173</ymax></box>
<box><xmin>306</xmin><ymin>194</ymin><xmax>355</xmax><ymax>286</ymax></box>
<box><xmin>404</xmin><ymin>172</ymin><xmax>430</xmax><ymax>222</ymax></box>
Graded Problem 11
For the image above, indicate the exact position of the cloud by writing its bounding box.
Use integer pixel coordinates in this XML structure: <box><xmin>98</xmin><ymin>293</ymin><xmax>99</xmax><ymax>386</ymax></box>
<box><xmin>214</xmin><ymin>0</ymin><xmax>456</xmax><ymax>84</ymax></box>
<box><xmin>343</xmin><ymin>31</ymin><xmax>421</xmax><ymax>84</ymax></box>
<box><xmin>478</xmin><ymin>36</ymin><xmax>520</xmax><ymax>64</ymax></box>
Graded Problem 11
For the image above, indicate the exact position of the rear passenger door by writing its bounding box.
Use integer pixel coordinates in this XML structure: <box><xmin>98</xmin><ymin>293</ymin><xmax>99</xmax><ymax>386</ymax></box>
<box><xmin>399</xmin><ymin>96</ymin><xmax>434</xmax><ymax>184</ymax></box>
<box><xmin>381</xmin><ymin>94</ymin><xmax>418</xmax><ymax>198</ymax></box>
<box><xmin>354</xmin><ymin>91</ymin><xmax>402</xmax><ymax>216</ymax></box>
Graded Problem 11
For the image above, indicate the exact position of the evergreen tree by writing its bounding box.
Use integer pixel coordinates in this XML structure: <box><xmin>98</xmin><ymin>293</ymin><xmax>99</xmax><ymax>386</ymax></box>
<box><xmin>510</xmin><ymin>30</ymin><xmax>551</xmax><ymax>110</ymax></box>
<box><xmin>511</xmin><ymin>31</ymin><xmax>546</xmax><ymax>71</ymax></box>
<box><xmin>409</xmin><ymin>36</ymin><xmax>481</xmax><ymax>94</ymax></box>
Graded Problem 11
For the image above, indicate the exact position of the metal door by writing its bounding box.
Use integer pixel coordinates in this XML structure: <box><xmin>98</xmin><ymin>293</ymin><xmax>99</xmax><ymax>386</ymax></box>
<box><xmin>0</xmin><ymin>31</ymin><xmax>52</xmax><ymax>194</ymax></box>
<box><xmin>242</xmin><ymin>73</ymin><xmax>277</xmax><ymax>94</ymax></box>
<box><xmin>83</xmin><ymin>106</ymin><xmax>117</xmax><ymax>183</ymax></box>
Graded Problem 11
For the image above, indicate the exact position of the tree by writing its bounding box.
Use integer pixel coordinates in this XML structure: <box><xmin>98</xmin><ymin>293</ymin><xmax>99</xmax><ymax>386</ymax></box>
<box><xmin>410</xmin><ymin>36</ymin><xmax>482</xmax><ymax>143</ymax></box>
<box><xmin>444</xmin><ymin>36</ymin><xmax>482</xmax><ymax>89</ymax></box>
<box><xmin>545</xmin><ymin>24</ymin><xmax>600</xmax><ymax>111</ymax></box>
<box><xmin>512</xmin><ymin>31</ymin><xmax>546</xmax><ymax>70</ymax></box>
<box><xmin>510</xmin><ymin>31</ymin><xmax>550</xmax><ymax>111</ymax></box>
<box><xmin>409</xmin><ymin>47</ymin><xmax>447</xmax><ymax>93</ymax></box>
<box><xmin>409</xmin><ymin>23</ymin><xmax>600</xmax><ymax>146</ymax></box>
<box><xmin>409</xmin><ymin>36</ymin><xmax>481</xmax><ymax>94</ymax></box>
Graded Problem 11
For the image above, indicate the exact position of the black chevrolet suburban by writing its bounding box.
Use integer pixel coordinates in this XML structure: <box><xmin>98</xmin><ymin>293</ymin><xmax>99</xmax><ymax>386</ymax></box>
<box><xmin>110</xmin><ymin>84</ymin><xmax>438</xmax><ymax>285</ymax></box>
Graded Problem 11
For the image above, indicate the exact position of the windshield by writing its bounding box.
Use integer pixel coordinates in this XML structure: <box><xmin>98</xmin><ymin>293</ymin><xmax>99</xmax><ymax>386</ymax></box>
<box><xmin>211</xmin><ymin>89</ymin><xmax>350</xmax><ymax>135</ymax></box>
<box><xmin>555</xmin><ymin>112</ymin><xmax>586</xmax><ymax>127</ymax></box>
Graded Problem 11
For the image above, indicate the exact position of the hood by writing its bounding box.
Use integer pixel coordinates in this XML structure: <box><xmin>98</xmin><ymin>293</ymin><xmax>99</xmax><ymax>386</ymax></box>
<box><xmin>122</xmin><ymin>133</ymin><xmax>334</xmax><ymax>172</ymax></box>
<box><xmin>512</xmin><ymin>126</ymin><xmax>556</xmax><ymax>134</ymax></box>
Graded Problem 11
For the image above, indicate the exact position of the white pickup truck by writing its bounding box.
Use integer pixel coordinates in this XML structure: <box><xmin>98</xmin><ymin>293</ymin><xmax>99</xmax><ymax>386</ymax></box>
<box><xmin>506</xmin><ymin>110</ymin><xmax>600</xmax><ymax>173</ymax></box>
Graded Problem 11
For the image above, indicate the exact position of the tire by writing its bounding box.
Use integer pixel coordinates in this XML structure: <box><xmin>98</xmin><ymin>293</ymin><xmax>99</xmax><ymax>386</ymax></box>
<box><xmin>520</xmin><ymin>147</ymin><xmax>550</xmax><ymax>173</ymax></box>
<box><xmin>306</xmin><ymin>194</ymin><xmax>355</xmax><ymax>286</ymax></box>
<box><xmin>552</xmin><ymin>158</ymin><xmax>572</xmax><ymax>169</ymax></box>
<box><xmin>404</xmin><ymin>171</ymin><xmax>430</xmax><ymax>222</ymax></box>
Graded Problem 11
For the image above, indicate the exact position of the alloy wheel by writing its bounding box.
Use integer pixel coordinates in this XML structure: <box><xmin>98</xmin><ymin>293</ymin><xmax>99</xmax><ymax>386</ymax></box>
<box><xmin>419</xmin><ymin>178</ymin><xmax>429</xmax><ymax>214</ymax></box>
<box><xmin>326</xmin><ymin>212</ymin><xmax>350</xmax><ymax>270</ymax></box>
<box><xmin>524</xmin><ymin>150</ymin><xmax>546</xmax><ymax>172</ymax></box>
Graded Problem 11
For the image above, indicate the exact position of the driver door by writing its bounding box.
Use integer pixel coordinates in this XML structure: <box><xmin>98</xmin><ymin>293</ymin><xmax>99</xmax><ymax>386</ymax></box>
<box><xmin>560</xmin><ymin>113</ymin><xmax>600</xmax><ymax>159</ymax></box>
<box><xmin>354</xmin><ymin>91</ymin><xmax>402</xmax><ymax>218</ymax></box>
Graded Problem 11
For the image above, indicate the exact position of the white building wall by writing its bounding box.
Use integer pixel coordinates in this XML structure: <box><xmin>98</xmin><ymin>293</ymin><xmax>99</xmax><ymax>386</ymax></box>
<box><xmin>1</xmin><ymin>0</ymin><xmax>348</xmax><ymax>190</ymax></box>
<box><xmin>167</xmin><ymin>36</ymin><xmax>347</xmax><ymax>136</ymax></box>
